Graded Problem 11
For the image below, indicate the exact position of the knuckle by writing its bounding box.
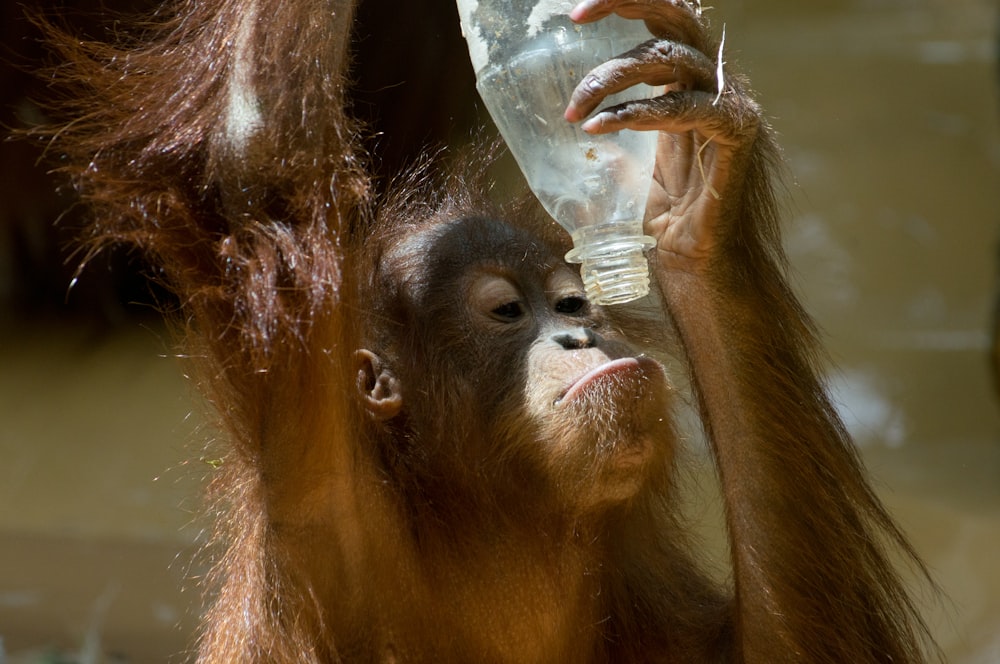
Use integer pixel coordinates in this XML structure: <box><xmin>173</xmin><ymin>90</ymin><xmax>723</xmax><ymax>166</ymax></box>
<box><xmin>582</xmin><ymin>72</ymin><xmax>605</xmax><ymax>92</ymax></box>
<box><xmin>648</xmin><ymin>40</ymin><xmax>677</xmax><ymax>60</ymax></box>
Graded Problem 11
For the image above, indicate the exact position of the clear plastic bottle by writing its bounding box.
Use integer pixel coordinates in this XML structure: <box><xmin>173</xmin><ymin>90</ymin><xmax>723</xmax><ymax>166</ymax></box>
<box><xmin>456</xmin><ymin>0</ymin><xmax>658</xmax><ymax>305</ymax></box>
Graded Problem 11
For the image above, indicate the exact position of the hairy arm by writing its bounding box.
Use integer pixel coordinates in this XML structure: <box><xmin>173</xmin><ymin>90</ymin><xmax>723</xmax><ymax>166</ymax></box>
<box><xmin>43</xmin><ymin>0</ymin><xmax>365</xmax><ymax>489</ymax></box>
<box><xmin>658</xmin><ymin>170</ymin><xmax>931</xmax><ymax>662</ymax></box>
<box><xmin>46</xmin><ymin>0</ymin><xmax>363</xmax><ymax>348</ymax></box>
<box><xmin>42</xmin><ymin>0</ymin><xmax>367</xmax><ymax>657</ymax></box>
<box><xmin>568</xmin><ymin>1</ymin><xmax>934</xmax><ymax>661</ymax></box>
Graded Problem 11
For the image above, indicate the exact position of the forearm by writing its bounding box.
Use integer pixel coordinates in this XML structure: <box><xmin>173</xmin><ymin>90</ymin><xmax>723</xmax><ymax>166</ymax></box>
<box><xmin>657</xmin><ymin>236</ymin><xmax>927</xmax><ymax>660</ymax></box>
<box><xmin>45</xmin><ymin>0</ymin><xmax>367</xmax><ymax>494</ymax></box>
<box><xmin>658</xmin><ymin>252</ymin><xmax>843</xmax><ymax>557</ymax></box>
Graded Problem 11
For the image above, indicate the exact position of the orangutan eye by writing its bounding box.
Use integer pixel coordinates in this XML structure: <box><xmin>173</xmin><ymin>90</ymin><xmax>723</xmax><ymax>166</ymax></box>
<box><xmin>471</xmin><ymin>274</ymin><xmax>527</xmax><ymax>324</ymax></box>
<box><xmin>555</xmin><ymin>296</ymin><xmax>586</xmax><ymax>315</ymax></box>
<box><xmin>492</xmin><ymin>301</ymin><xmax>525</xmax><ymax>321</ymax></box>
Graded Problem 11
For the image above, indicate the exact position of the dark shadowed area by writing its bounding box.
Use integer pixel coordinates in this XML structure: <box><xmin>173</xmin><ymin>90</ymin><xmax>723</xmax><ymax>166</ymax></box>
<box><xmin>1</xmin><ymin>0</ymin><xmax>998</xmax><ymax>660</ymax></box>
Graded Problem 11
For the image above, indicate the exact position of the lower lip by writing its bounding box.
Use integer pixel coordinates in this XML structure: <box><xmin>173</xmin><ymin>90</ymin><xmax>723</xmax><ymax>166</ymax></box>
<box><xmin>559</xmin><ymin>357</ymin><xmax>645</xmax><ymax>404</ymax></box>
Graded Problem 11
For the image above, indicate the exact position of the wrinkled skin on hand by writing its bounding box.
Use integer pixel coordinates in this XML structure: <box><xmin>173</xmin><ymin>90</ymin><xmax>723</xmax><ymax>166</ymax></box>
<box><xmin>565</xmin><ymin>0</ymin><xmax>764</xmax><ymax>275</ymax></box>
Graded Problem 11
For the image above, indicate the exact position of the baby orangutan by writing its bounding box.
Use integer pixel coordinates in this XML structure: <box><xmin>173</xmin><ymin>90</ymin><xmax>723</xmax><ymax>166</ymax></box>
<box><xmin>43</xmin><ymin>0</ymin><xmax>935</xmax><ymax>661</ymax></box>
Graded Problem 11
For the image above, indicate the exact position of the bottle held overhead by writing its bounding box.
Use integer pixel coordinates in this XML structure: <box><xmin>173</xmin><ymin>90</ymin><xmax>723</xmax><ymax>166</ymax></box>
<box><xmin>456</xmin><ymin>0</ymin><xmax>658</xmax><ymax>305</ymax></box>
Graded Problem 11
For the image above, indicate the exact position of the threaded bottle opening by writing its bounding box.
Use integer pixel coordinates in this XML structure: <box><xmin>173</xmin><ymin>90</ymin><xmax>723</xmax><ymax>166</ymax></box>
<box><xmin>565</xmin><ymin>222</ymin><xmax>654</xmax><ymax>306</ymax></box>
<box><xmin>578</xmin><ymin>251</ymin><xmax>650</xmax><ymax>304</ymax></box>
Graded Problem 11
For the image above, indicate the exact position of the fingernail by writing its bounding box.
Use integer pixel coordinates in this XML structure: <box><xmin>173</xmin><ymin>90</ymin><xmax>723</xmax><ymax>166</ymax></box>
<box><xmin>569</xmin><ymin>0</ymin><xmax>598</xmax><ymax>21</ymax></box>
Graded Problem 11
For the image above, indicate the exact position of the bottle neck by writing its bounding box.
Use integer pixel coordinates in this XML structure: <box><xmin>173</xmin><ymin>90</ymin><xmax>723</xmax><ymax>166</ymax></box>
<box><xmin>565</xmin><ymin>221</ymin><xmax>654</xmax><ymax>306</ymax></box>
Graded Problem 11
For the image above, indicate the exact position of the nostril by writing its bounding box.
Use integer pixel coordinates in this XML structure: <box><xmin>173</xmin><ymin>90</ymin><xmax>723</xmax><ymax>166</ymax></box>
<box><xmin>553</xmin><ymin>328</ymin><xmax>597</xmax><ymax>350</ymax></box>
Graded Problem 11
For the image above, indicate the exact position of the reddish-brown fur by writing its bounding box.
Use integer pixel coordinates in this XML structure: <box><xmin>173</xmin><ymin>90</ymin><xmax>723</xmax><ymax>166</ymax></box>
<box><xmin>37</xmin><ymin>0</ymin><xmax>937</xmax><ymax>661</ymax></box>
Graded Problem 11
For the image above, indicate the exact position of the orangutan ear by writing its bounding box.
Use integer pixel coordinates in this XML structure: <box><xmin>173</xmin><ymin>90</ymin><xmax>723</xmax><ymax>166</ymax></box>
<box><xmin>353</xmin><ymin>349</ymin><xmax>403</xmax><ymax>420</ymax></box>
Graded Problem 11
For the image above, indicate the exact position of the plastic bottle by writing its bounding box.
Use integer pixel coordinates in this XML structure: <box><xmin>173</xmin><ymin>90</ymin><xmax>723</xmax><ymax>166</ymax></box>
<box><xmin>456</xmin><ymin>0</ymin><xmax>658</xmax><ymax>305</ymax></box>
